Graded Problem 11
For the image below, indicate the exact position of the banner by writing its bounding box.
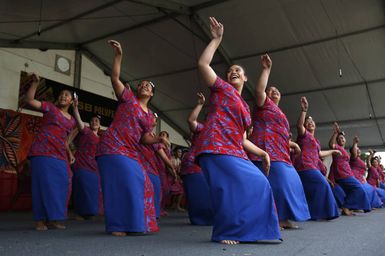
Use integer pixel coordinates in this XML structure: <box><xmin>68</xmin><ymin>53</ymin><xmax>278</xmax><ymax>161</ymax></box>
<box><xmin>18</xmin><ymin>71</ymin><xmax>118</xmax><ymax>127</ymax></box>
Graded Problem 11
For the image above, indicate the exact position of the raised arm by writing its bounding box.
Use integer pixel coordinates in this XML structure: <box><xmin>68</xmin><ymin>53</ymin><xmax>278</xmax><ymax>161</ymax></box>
<box><xmin>197</xmin><ymin>17</ymin><xmax>223</xmax><ymax>87</ymax></box>
<box><xmin>350</xmin><ymin>136</ymin><xmax>360</xmax><ymax>158</ymax></box>
<box><xmin>242</xmin><ymin>132</ymin><xmax>270</xmax><ymax>176</ymax></box>
<box><xmin>107</xmin><ymin>40</ymin><xmax>125</xmax><ymax>98</ymax></box>
<box><xmin>255</xmin><ymin>54</ymin><xmax>272</xmax><ymax>107</ymax></box>
<box><xmin>289</xmin><ymin>141</ymin><xmax>301</xmax><ymax>155</ymax></box>
<box><xmin>367</xmin><ymin>149</ymin><xmax>375</xmax><ymax>168</ymax></box>
<box><xmin>297</xmin><ymin>96</ymin><xmax>308</xmax><ymax>137</ymax></box>
<box><xmin>329</xmin><ymin>122</ymin><xmax>340</xmax><ymax>149</ymax></box>
<box><xmin>72</xmin><ymin>96</ymin><xmax>85</xmax><ymax>131</ymax></box>
<box><xmin>25</xmin><ymin>73</ymin><xmax>42</xmax><ymax>111</ymax></box>
<box><xmin>188</xmin><ymin>92</ymin><xmax>205</xmax><ymax>132</ymax></box>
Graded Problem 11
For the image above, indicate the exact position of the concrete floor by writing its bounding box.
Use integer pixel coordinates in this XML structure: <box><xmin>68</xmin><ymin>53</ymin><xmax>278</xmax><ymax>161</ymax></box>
<box><xmin>1</xmin><ymin>209</ymin><xmax>385</xmax><ymax>256</ymax></box>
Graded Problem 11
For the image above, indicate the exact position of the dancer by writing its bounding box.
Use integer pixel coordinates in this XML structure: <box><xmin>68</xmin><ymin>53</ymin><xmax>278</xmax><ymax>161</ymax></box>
<box><xmin>249</xmin><ymin>54</ymin><xmax>310</xmax><ymax>229</ymax></box>
<box><xmin>350</xmin><ymin>139</ymin><xmax>383</xmax><ymax>208</ymax></box>
<box><xmin>25</xmin><ymin>73</ymin><xmax>76</xmax><ymax>230</ymax></box>
<box><xmin>195</xmin><ymin>17</ymin><xmax>281</xmax><ymax>244</ymax></box>
<box><xmin>71</xmin><ymin>97</ymin><xmax>103</xmax><ymax>219</ymax></box>
<box><xmin>137</xmin><ymin>113</ymin><xmax>162</xmax><ymax>218</ymax></box>
<box><xmin>296</xmin><ymin>97</ymin><xmax>339</xmax><ymax>220</ymax></box>
<box><xmin>329</xmin><ymin>122</ymin><xmax>371</xmax><ymax>214</ymax></box>
<box><xmin>181</xmin><ymin>92</ymin><xmax>214</xmax><ymax>225</ymax></box>
<box><xmin>96</xmin><ymin>40</ymin><xmax>160</xmax><ymax>236</ymax></box>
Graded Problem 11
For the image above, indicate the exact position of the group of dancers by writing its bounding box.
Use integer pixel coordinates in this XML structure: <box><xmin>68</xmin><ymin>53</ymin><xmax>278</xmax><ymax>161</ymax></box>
<box><xmin>25</xmin><ymin>17</ymin><xmax>385</xmax><ymax>244</ymax></box>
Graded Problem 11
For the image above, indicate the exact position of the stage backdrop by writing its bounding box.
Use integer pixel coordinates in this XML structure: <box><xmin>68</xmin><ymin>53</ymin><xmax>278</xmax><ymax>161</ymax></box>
<box><xmin>0</xmin><ymin>72</ymin><xmax>118</xmax><ymax>211</ymax></box>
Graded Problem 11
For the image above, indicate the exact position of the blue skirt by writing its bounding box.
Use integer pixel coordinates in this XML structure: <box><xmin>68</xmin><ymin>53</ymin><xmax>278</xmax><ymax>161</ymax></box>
<box><xmin>375</xmin><ymin>187</ymin><xmax>385</xmax><ymax>205</ymax></box>
<box><xmin>31</xmin><ymin>156</ymin><xmax>69</xmax><ymax>221</ymax></box>
<box><xmin>97</xmin><ymin>155</ymin><xmax>155</xmax><ymax>233</ymax></box>
<box><xmin>380</xmin><ymin>182</ymin><xmax>385</xmax><ymax>190</ymax></box>
<box><xmin>254</xmin><ymin>161</ymin><xmax>310</xmax><ymax>221</ymax></box>
<box><xmin>298</xmin><ymin>170</ymin><xmax>339</xmax><ymax>220</ymax></box>
<box><xmin>337</xmin><ymin>177</ymin><xmax>371</xmax><ymax>211</ymax></box>
<box><xmin>72</xmin><ymin>168</ymin><xmax>100</xmax><ymax>216</ymax></box>
<box><xmin>182</xmin><ymin>172</ymin><xmax>214</xmax><ymax>226</ymax></box>
<box><xmin>362</xmin><ymin>183</ymin><xmax>382</xmax><ymax>208</ymax></box>
<box><xmin>199</xmin><ymin>154</ymin><xmax>281</xmax><ymax>242</ymax></box>
<box><xmin>331</xmin><ymin>184</ymin><xmax>346</xmax><ymax>208</ymax></box>
<box><xmin>148</xmin><ymin>173</ymin><xmax>161</xmax><ymax>218</ymax></box>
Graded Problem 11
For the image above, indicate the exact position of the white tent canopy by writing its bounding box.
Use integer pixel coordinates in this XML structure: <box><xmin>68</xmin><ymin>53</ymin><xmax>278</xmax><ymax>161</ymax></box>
<box><xmin>1</xmin><ymin>0</ymin><xmax>384</xmax><ymax>150</ymax></box>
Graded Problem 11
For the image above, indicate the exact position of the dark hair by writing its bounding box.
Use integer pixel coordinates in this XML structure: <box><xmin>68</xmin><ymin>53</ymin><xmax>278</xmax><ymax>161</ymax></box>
<box><xmin>159</xmin><ymin>130</ymin><xmax>169</xmax><ymax>138</ymax></box>
<box><xmin>226</xmin><ymin>64</ymin><xmax>247</xmax><ymax>76</ymax></box>
<box><xmin>371</xmin><ymin>156</ymin><xmax>379</xmax><ymax>164</ymax></box>
<box><xmin>90</xmin><ymin>115</ymin><xmax>101</xmax><ymax>122</ymax></box>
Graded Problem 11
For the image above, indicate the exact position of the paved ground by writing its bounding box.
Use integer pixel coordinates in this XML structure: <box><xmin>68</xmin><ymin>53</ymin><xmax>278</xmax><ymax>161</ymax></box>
<box><xmin>1</xmin><ymin>209</ymin><xmax>385</xmax><ymax>256</ymax></box>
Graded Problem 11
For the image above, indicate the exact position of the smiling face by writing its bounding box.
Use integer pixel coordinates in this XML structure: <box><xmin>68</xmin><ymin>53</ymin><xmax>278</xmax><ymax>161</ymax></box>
<box><xmin>304</xmin><ymin>116</ymin><xmax>316</xmax><ymax>132</ymax></box>
<box><xmin>266</xmin><ymin>86</ymin><xmax>281</xmax><ymax>104</ymax></box>
<box><xmin>90</xmin><ymin>116</ymin><xmax>100</xmax><ymax>131</ymax></box>
<box><xmin>137</xmin><ymin>80</ymin><xmax>154</xmax><ymax>99</ymax></box>
<box><xmin>337</xmin><ymin>133</ymin><xmax>346</xmax><ymax>147</ymax></box>
<box><xmin>372</xmin><ymin>158</ymin><xmax>379</xmax><ymax>167</ymax></box>
<box><xmin>57</xmin><ymin>90</ymin><xmax>73</xmax><ymax>107</ymax></box>
<box><xmin>226</xmin><ymin>65</ymin><xmax>247</xmax><ymax>90</ymax></box>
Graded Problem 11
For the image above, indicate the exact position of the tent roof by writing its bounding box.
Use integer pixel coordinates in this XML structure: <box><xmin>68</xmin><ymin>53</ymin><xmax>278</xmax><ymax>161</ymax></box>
<box><xmin>1</xmin><ymin>0</ymin><xmax>384</xmax><ymax>149</ymax></box>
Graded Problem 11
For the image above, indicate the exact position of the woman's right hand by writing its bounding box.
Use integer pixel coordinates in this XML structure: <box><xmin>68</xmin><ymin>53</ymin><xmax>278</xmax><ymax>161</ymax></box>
<box><xmin>209</xmin><ymin>17</ymin><xmax>223</xmax><ymax>39</ymax></box>
<box><xmin>29</xmin><ymin>72</ymin><xmax>40</xmax><ymax>83</ymax></box>
<box><xmin>72</xmin><ymin>97</ymin><xmax>79</xmax><ymax>109</ymax></box>
<box><xmin>300</xmin><ymin>96</ymin><xmax>308</xmax><ymax>112</ymax></box>
<box><xmin>107</xmin><ymin>40</ymin><xmax>122</xmax><ymax>55</ymax></box>
<box><xmin>197</xmin><ymin>92</ymin><xmax>205</xmax><ymax>105</ymax></box>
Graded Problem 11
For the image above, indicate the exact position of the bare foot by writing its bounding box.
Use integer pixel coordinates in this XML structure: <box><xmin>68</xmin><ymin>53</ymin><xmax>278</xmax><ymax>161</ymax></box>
<box><xmin>279</xmin><ymin>220</ymin><xmax>299</xmax><ymax>229</ymax></box>
<box><xmin>220</xmin><ymin>240</ymin><xmax>239</xmax><ymax>245</ymax></box>
<box><xmin>176</xmin><ymin>207</ymin><xmax>186</xmax><ymax>212</ymax></box>
<box><xmin>112</xmin><ymin>232</ymin><xmax>127</xmax><ymax>237</ymax></box>
<box><xmin>341</xmin><ymin>208</ymin><xmax>355</xmax><ymax>216</ymax></box>
<box><xmin>35</xmin><ymin>221</ymin><xmax>48</xmax><ymax>231</ymax></box>
<box><xmin>50</xmin><ymin>221</ymin><xmax>66</xmax><ymax>229</ymax></box>
<box><xmin>75</xmin><ymin>215</ymin><xmax>85</xmax><ymax>221</ymax></box>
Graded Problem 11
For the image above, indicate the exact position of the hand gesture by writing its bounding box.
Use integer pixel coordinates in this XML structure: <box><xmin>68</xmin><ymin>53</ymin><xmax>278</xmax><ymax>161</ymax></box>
<box><xmin>332</xmin><ymin>150</ymin><xmax>342</xmax><ymax>156</ymax></box>
<box><xmin>69</xmin><ymin>155</ymin><xmax>75</xmax><ymax>165</ymax></box>
<box><xmin>333</xmin><ymin>122</ymin><xmax>340</xmax><ymax>134</ymax></box>
<box><xmin>72</xmin><ymin>96</ymin><xmax>79</xmax><ymax>109</ymax></box>
<box><xmin>160</xmin><ymin>136</ymin><xmax>171</xmax><ymax>148</ymax></box>
<box><xmin>300</xmin><ymin>96</ymin><xmax>308</xmax><ymax>112</ymax></box>
<box><xmin>261</xmin><ymin>152</ymin><xmax>271</xmax><ymax>177</ymax></box>
<box><xmin>197</xmin><ymin>92</ymin><xmax>205</xmax><ymax>105</ymax></box>
<box><xmin>107</xmin><ymin>40</ymin><xmax>122</xmax><ymax>55</ymax></box>
<box><xmin>29</xmin><ymin>72</ymin><xmax>40</xmax><ymax>83</ymax></box>
<box><xmin>261</xmin><ymin>54</ymin><xmax>272</xmax><ymax>70</ymax></box>
<box><xmin>353</xmin><ymin>136</ymin><xmax>359</xmax><ymax>144</ymax></box>
<box><xmin>209</xmin><ymin>17</ymin><xmax>223</xmax><ymax>39</ymax></box>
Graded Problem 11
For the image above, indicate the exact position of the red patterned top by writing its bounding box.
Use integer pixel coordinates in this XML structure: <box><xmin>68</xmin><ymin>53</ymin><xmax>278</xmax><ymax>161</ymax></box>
<box><xmin>367</xmin><ymin>166</ymin><xmax>379</xmax><ymax>187</ymax></box>
<box><xmin>349</xmin><ymin>157</ymin><xmax>367</xmax><ymax>184</ymax></box>
<box><xmin>153</xmin><ymin>143</ymin><xmax>172</xmax><ymax>171</ymax></box>
<box><xmin>378</xmin><ymin>166</ymin><xmax>385</xmax><ymax>182</ymax></box>
<box><xmin>296</xmin><ymin>131</ymin><xmax>321</xmax><ymax>171</ymax></box>
<box><xmin>331</xmin><ymin>144</ymin><xmax>354</xmax><ymax>180</ymax></box>
<box><xmin>138</xmin><ymin>144</ymin><xmax>159</xmax><ymax>176</ymax></box>
<box><xmin>194</xmin><ymin>77</ymin><xmax>251</xmax><ymax>160</ymax></box>
<box><xmin>96</xmin><ymin>87</ymin><xmax>154</xmax><ymax>160</ymax></box>
<box><xmin>73</xmin><ymin>127</ymin><xmax>99</xmax><ymax>172</ymax></box>
<box><xmin>249</xmin><ymin>97</ymin><xmax>291</xmax><ymax>164</ymax></box>
<box><xmin>29</xmin><ymin>101</ymin><xmax>75</xmax><ymax>160</ymax></box>
<box><xmin>181</xmin><ymin>123</ymin><xmax>204</xmax><ymax>176</ymax></box>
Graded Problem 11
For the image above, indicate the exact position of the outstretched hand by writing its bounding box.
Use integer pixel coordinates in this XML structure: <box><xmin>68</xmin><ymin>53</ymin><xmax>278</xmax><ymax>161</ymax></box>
<box><xmin>29</xmin><ymin>72</ymin><xmax>40</xmax><ymax>83</ymax></box>
<box><xmin>333</xmin><ymin>122</ymin><xmax>340</xmax><ymax>134</ymax></box>
<box><xmin>300</xmin><ymin>96</ymin><xmax>308</xmax><ymax>111</ymax></box>
<box><xmin>72</xmin><ymin>97</ymin><xmax>79</xmax><ymax>109</ymax></box>
<box><xmin>107</xmin><ymin>40</ymin><xmax>122</xmax><ymax>55</ymax></box>
<box><xmin>353</xmin><ymin>136</ymin><xmax>359</xmax><ymax>144</ymax></box>
<box><xmin>209</xmin><ymin>17</ymin><xmax>223</xmax><ymax>39</ymax></box>
<box><xmin>261</xmin><ymin>54</ymin><xmax>272</xmax><ymax>70</ymax></box>
<box><xmin>197</xmin><ymin>92</ymin><xmax>205</xmax><ymax>105</ymax></box>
